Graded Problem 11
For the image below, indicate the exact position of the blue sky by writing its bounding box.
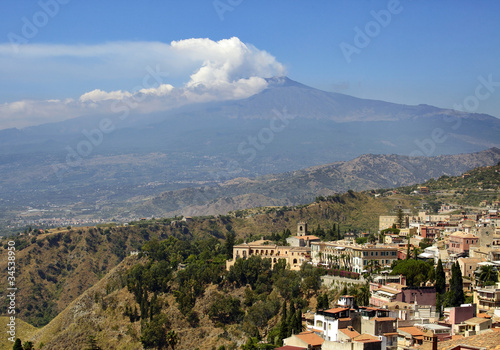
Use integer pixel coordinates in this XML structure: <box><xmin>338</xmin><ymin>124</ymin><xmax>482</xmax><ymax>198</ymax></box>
<box><xmin>0</xmin><ymin>0</ymin><xmax>499</xmax><ymax>129</ymax></box>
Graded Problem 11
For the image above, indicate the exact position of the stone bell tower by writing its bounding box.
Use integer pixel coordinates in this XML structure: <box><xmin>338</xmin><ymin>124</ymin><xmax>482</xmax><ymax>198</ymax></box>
<box><xmin>297</xmin><ymin>221</ymin><xmax>308</xmax><ymax>236</ymax></box>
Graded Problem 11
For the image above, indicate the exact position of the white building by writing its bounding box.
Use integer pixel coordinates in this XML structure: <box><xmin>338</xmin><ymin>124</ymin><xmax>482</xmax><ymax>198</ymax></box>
<box><xmin>309</xmin><ymin>307</ymin><xmax>352</xmax><ymax>341</ymax></box>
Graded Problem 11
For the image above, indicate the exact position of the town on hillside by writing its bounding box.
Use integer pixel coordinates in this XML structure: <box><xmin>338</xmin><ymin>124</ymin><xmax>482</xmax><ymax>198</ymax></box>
<box><xmin>225</xmin><ymin>208</ymin><xmax>500</xmax><ymax>350</ymax></box>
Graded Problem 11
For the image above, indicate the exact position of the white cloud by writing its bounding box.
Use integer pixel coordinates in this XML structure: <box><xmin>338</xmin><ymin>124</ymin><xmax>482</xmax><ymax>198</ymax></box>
<box><xmin>79</xmin><ymin>89</ymin><xmax>133</xmax><ymax>103</ymax></box>
<box><xmin>138</xmin><ymin>84</ymin><xmax>174</xmax><ymax>96</ymax></box>
<box><xmin>0</xmin><ymin>37</ymin><xmax>286</xmax><ymax>129</ymax></box>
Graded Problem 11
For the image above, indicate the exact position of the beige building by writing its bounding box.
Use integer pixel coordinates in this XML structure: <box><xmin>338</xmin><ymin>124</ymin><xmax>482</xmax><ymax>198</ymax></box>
<box><xmin>399</xmin><ymin>227</ymin><xmax>417</xmax><ymax>237</ymax></box>
<box><xmin>380</xmin><ymin>216</ymin><xmax>400</xmax><ymax>231</ymax></box>
<box><xmin>470</xmin><ymin>246</ymin><xmax>500</xmax><ymax>261</ymax></box>
<box><xmin>474</xmin><ymin>284</ymin><xmax>500</xmax><ymax>312</ymax></box>
<box><xmin>397</xmin><ymin>326</ymin><xmax>425</xmax><ymax>349</ymax></box>
<box><xmin>225</xmin><ymin>240</ymin><xmax>310</xmax><ymax>271</ymax></box>
<box><xmin>311</xmin><ymin>241</ymin><xmax>398</xmax><ymax>273</ymax></box>
<box><xmin>418</xmin><ymin>211</ymin><xmax>450</xmax><ymax>224</ymax></box>
<box><xmin>454</xmin><ymin>317</ymin><xmax>492</xmax><ymax>336</ymax></box>
<box><xmin>457</xmin><ymin>257</ymin><xmax>486</xmax><ymax>279</ymax></box>
<box><xmin>283</xmin><ymin>331</ymin><xmax>324</xmax><ymax>350</ymax></box>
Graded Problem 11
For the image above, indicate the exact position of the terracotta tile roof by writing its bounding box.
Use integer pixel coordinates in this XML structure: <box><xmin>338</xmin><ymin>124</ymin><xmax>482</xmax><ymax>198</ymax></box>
<box><xmin>398</xmin><ymin>326</ymin><xmax>425</xmax><ymax>337</ymax></box>
<box><xmin>478</xmin><ymin>313</ymin><xmax>493</xmax><ymax>319</ymax></box>
<box><xmin>275</xmin><ymin>346</ymin><xmax>307</xmax><ymax>350</ymax></box>
<box><xmin>465</xmin><ymin>317</ymin><xmax>491</xmax><ymax>325</ymax></box>
<box><xmin>374</xmin><ymin>317</ymin><xmax>397</xmax><ymax>322</ymax></box>
<box><xmin>292</xmin><ymin>235</ymin><xmax>320</xmax><ymax>240</ymax></box>
<box><xmin>419</xmin><ymin>332</ymin><xmax>500</xmax><ymax>350</ymax></box>
<box><xmin>353</xmin><ymin>334</ymin><xmax>382</xmax><ymax>343</ymax></box>
<box><xmin>295</xmin><ymin>331</ymin><xmax>325</xmax><ymax>346</ymax></box>
<box><xmin>386</xmin><ymin>301</ymin><xmax>413</xmax><ymax>309</ymax></box>
<box><xmin>377</xmin><ymin>286</ymin><xmax>401</xmax><ymax>294</ymax></box>
<box><xmin>324</xmin><ymin>307</ymin><xmax>349</xmax><ymax>314</ymax></box>
<box><xmin>386</xmin><ymin>282</ymin><xmax>407</xmax><ymax>290</ymax></box>
<box><xmin>362</xmin><ymin>306</ymin><xmax>388</xmax><ymax>311</ymax></box>
<box><xmin>339</xmin><ymin>328</ymin><xmax>361</xmax><ymax>339</ymax></box>
<box><xmin>450</xmin><ymin>232</ymin><xmax>477</xmax><ymax>238</ymax></box>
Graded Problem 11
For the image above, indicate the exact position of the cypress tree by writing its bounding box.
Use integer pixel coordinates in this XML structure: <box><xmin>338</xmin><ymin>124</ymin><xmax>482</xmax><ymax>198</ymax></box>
<box><xmin>435</xmin><ymin>259</ymin><xmax>446</xmax><ymax>295</ymax></box>
<box><xmin>294</xmin><ymin>309</ymin><xmax>302</xmax><ymax>334</ymax></box>
<box><xmin>279</xmin><ymin>300</ymin><xmax>288</xmax><ymax>343</ymax></box>
<box><xmin>447</xmin><ymin>262</ymin><xmax>465</xmax><ymax>307</ymax></box>
<box><xmin>287</xmin><ymin>302</ymin><xmax>296</xmax><ymax>336</ymax></box>
<box><xmin>133</xmin><ymin>306</ymin><xmax>139</xmax><ymax>322</ymax></box>
<box><xmin>317</xmin><ymin>293</ymin><xmax>329</xmax><ymax>310</ymax></box>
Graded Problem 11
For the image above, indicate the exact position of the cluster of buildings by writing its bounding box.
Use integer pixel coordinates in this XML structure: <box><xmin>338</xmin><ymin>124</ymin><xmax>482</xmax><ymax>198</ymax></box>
<box><xmin>226</xmin><ymin>209</ymin><xmax>500</xmax><ymax>350</ymax></box>
<box><xmin>278</xmin><ymin>294</ymin><xmax>500</xmax><ymax>350</ymax></box>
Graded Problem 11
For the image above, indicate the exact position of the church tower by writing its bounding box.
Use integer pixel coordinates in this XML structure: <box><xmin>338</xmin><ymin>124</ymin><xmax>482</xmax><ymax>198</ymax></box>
<box><xmin>297</xmin><ymin>221</ymin><xmax>308</xmax><ymax>236</ymax></box>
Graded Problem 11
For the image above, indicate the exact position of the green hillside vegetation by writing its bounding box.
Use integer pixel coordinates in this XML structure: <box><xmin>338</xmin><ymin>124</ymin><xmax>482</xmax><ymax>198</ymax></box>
<box><xmin>18</xmin><ymin>235</ymin><xmax>364</xmax><ymax>349</ymax></box>
<box><xmin>3</xmin><ymin>164</ymin><xmax>498</xmax><ymax>348</ymax></box>
<box><xmin>395</xmin><ymin>163</ymin><xmax>500</xmax><ymax>210</ymax></box>
<box><xmin>0</xmin><ymin>222</ymin><xmax>203</xmax><ymax>327</ymax></box>
<box><xmin>0</xmin><ymin>191</ymin><xmax>399</xmax><ymax>348</ymax></box>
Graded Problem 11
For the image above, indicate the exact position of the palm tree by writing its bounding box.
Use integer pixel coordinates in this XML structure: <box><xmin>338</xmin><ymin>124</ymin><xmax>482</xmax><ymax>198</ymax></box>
<box><xmin>366</xmin><ymin>260</ymin><xmax>375</xmax><ymax>274</ymax></box>
<box><xmin>359</xmin><ymin>281</ymin><xmax>371</xmax><ymax>306</ymax></box>
<box><xmin>333</xmin><ymin>256</ymin><xmax>340</xmax><ymax>269</ymax></box>
<box><xmin>477</xmin><ymin>265</ymin><xmax>498</xmax><ymax>287</ymax></box>
<box><xmin>412</xmin><ymin>247</ymin><xmax>422</xmax><ymax>260</ymax></box>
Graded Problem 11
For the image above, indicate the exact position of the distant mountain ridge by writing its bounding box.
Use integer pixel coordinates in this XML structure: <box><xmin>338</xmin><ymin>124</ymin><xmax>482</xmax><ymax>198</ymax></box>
<box><xmin>0</xmin><ymin>77</ymin><xmax>499</xmax><ymax>226</ymax></box>
<box><xmin>130</xmin><ymin>148</ymin><xmax>500</xmax><ymax>218</ymax></box>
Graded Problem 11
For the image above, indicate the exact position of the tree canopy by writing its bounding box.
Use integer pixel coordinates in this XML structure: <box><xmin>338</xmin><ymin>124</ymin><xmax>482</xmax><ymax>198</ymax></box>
<box><xmin>391</xmin><ymin>259</ymin><xmax>435</xmax><ymax>287</ymax></box>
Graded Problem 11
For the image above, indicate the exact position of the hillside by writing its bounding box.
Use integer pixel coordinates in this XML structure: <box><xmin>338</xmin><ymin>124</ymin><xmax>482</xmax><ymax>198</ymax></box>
<box><xmin>21</xmin><ymin>255</ymin><xmax>256</xmax><ymax>350</ymax></box>
<box><xmin>396</xmin><ymin>162</ymin><xmax>500</xmax><ymax>210</ymax></box>
<box><xmin>0</xmin><ymin>317</ymin><xmax>38</xmax><ymax>350</ymax></box>
<box><xmin>2</xmin><ymin>165</ymin><xmax>498</xmax><ymax>348</ymax></box>
<box><xmin>16</xmin><ymin>233</ymin><xmax>332</xmax><ymax>350</ymax></box>
<box><xmin>0</xmin><ymin>222</ymin><xmax>200</xmax><ymax>328</ymax></box>
<box><xmin>0</xmin><ymin>190</ymin><xmax>406</xmax><ymax>339</ymax></box>
<box><xmin>130</xmin><ymin>148</ymin><xmax>500</xmax><ymax>218</ymax></box>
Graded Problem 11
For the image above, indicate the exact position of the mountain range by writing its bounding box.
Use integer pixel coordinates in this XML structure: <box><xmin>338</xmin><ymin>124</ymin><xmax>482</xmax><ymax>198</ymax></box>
<box><xmin>131</xmin><ymin>148</ymin><xmax>500</xmax><ymax>218</ymax></box>
<box><xmin>0</xmin><ymin>77</ymin><xmax>499</xmax><ymax>227</ymax></box>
